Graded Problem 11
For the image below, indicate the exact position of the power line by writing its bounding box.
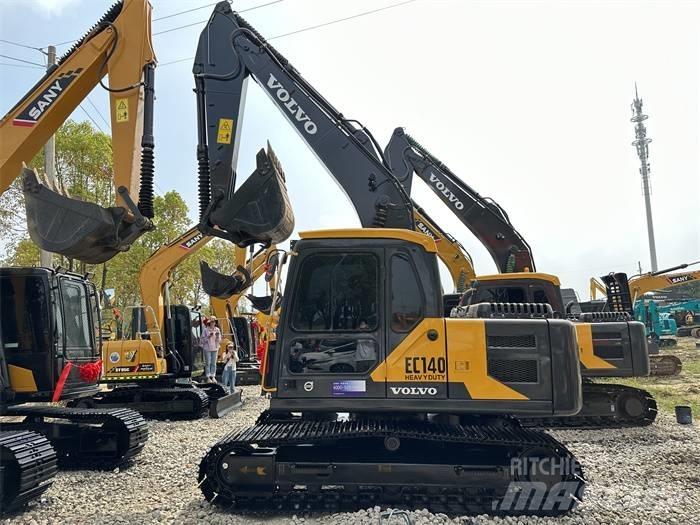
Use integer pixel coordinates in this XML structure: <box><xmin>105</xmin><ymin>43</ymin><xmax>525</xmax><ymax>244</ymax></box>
<box><xmin>79</xmin><ymin>104</ymin><xmax>106</xmax><ymax>133</ymax></box>
<box><xmin>86</xmin><ymin>96</ymin><xmax>111</xmax><ymax>130</ymax></box>
<box><xmin>153</xmin><ymin>1</ymin><xmax>220</xmax><ymax>22</ymax></box>
<box><xmin>0</xmin><ymin>62</ymin><xmax>43</xmax><ymax>69</ymax></box>
<box><xmin>0</xmin><ymin>38</ymin><xmax>42</xmax><ymax>51</ymax></box>
<box><xmin>52</xmin><ymin>0</ymin><xmax>281</xmax><ymax>45</ymax></box>
<box><xmin>269</xmin><ymin>0</ymin><xmax>416</xmax><ymax>40</ymax></box>
<box><xmin>153</xmin><ymin>0</ymin><xmax>283</xmax><ymax>36</ymax></box>
<box><xmin>160</xmin><ymin>0</ymin><xmax>417</xmax><ymax>67</ymax></box>
<box><xmin>0</xmin><ymin>54</ymin><xmax>44</xmax><ymax>67</ymax></box>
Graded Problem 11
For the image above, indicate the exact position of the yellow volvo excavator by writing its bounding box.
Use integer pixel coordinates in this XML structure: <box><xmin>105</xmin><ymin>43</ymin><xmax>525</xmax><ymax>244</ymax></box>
<box><xmin>1</xmin><ymin>0</ymin><xmax>155</xmax><ymax>511</ymax></box>
<box><xmin>193</xmin><ymin>3</ymin><xmax>584</xmax><ymax>515</ymax></box>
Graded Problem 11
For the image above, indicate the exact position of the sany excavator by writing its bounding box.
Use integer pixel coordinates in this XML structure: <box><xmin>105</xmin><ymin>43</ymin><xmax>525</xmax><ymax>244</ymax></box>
<box><xmin>1</xmin><ymin>0</ymin><xmax>155</xmax><ymax>511</ymax></box>
<box><xmin>0</xmin><ymin>0</ymin><xmax>156</xmax><ymax>263</ymax></box>
<box><xmin>385</xmin><ymin>129</ymin><xmax>661</xmax><ymax>426</ymax></box>
<box><xmin>194</xmin><ymin>3</ymin><xmax>584</xmax><ymax>515</ymax></box>
<box><xmin>203</xmin><ymin>243</ymin><xmax>278</xmax><ymax>385</ymax></box>
<box><xmin>66</xmin><ymin>166</ymin><xmax>284</xmax><ymax>419</ymax></box>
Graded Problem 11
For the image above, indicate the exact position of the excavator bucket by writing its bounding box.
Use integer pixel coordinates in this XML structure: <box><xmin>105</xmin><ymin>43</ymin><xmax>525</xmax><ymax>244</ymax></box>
<box><xmin>247</xmin><ymin>294</ymin><xmax>282</xmax><ymax>315</ymax></box>
<box><xmin>23</xmin><ymin>168</ymin><xmax>151</xmax><ymax>264</ymax></box>
<box><xmin>207</xmin><ymin>145</ymin><xmax>294</xmax><ymax>247</ymax></box>
<box><xmin>200</xmin><ymin>261</ymin><xmax>252</xmax><ymax>299</ymax></box>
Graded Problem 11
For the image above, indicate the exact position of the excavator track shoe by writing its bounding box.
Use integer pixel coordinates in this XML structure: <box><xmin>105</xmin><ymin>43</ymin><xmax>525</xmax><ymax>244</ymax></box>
<box><xmin>520</xmin><ymin>383</ymin><xmax>657</xmax><ymax>429</ymax></box>
<box><xmin>0</xmin><ymin>431</ymin><xmax>57</xmax><ymax>513</ymax></box>
<box><xmin>70</xmin><ymin>385</ymin><xmax>210</xmax><ymax>420</ymax></box>
<box><xmin>207</xmin><ymin>146</ymin><xmax>294</xmax><ymax>247</ymax></box>
<box><xmin>22</xmin><ymin>168</ymin><xmax>147</xmax><ymax>264</ymax></box>
<box><xmin>199</xmin><ymin>414</ymin><xmax>584</xmax><ymax>516</ymax></box>
<box><xmin>200</xmin><ymin>261</ymin><xmax>252</xmax><ymax>299</ymax></box>
<box><xmin>4</xmin><ymin>406</ymin><xmax>148</xmax><ymax>468</ymax></box>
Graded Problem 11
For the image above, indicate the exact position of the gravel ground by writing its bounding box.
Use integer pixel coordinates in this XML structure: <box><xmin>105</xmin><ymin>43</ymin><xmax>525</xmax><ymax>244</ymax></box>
<box><xmin>3</xmin><ymin>382</ymin><xmax>699</xmax><ymax>525</ymax></box>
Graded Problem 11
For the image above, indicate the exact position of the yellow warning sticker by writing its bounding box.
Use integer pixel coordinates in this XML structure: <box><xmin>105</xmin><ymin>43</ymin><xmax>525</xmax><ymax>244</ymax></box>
<box><xmin>217</xmin><ymin>118</ymin><xmax>234</xmax><ymax>144</ymax></box>
<box><xmin>115</xmin><ymin>98</ymin><xmax>129</xmax><ymax>123</ymax></box>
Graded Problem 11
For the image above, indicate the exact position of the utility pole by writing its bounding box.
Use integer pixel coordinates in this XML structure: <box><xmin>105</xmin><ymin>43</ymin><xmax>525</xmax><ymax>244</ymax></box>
<box><xmin>631</xmin><ymin>83</ymin><xmax>658</xmax><ymax>272</ymax></box>
<box><xmin>39</xmin><ymin>45</ymin><xmax>57</xmax><ymax>268</ymax></box>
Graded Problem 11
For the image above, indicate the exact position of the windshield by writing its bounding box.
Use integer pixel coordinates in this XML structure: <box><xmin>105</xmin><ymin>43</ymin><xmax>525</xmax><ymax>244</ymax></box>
<box><xmin>0</xmin><ymin>275</ymin><xmax>50</xmax><ymax>353</ymax></box>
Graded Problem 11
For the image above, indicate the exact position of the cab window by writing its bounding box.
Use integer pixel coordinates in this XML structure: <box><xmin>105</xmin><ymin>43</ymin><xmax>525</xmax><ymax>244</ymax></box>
<box><xmin>0</xmin><ymin>275</ymin><xmax>50</xmax><ymax>352</ymax></box>
<box><xmin>60</xmin><ymin>279</ymin><xmax>92</xmax><ymax>350</ymax></box>
<box><xmin>288</xmin><ymin>338</ymin><xmax>377</xmax><ymax>374</ymax></box>
<box><xmin>390</xmin><ymin>253</ymin><xmax>424</xmax><ymax>332</ymax></box>
<box><xmin>532</xmin><ymin>287</ymin><xmax>549</xmax><ymax>304</ymax></box>
<box><xmin>476</xmin><ymin>286</ymin><xmax>526</xmax><ymax>304</ymax></box>
<box><xmin>292</xmin><ymin>253</ymin><xmax>379</xmax><ymax>331</ymax></box>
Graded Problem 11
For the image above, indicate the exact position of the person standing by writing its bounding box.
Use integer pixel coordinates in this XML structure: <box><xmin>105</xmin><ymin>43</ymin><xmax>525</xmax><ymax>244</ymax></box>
<box><xmin>202</xmin><ymin>319</ymin><xmax>221</xmax><ymax>382</ymax></box>
<box><xmin>222</xmin><ymin>342</ymin><xmax>240</xmax><ymax>393</ymax></box>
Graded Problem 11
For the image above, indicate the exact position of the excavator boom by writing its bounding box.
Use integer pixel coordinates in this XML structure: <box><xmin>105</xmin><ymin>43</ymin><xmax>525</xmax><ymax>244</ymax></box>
<box><xmin>0</xmin><ymin>0</ymin><xmax>156</xmax><ymax>263</ymax></box>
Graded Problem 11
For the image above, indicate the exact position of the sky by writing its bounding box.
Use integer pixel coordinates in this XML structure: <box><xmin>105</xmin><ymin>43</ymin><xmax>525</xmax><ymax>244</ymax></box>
<box><xmin>1</xmin><ymin>0</ymin><xmax>698</xmax><ymax>299</ymax></box>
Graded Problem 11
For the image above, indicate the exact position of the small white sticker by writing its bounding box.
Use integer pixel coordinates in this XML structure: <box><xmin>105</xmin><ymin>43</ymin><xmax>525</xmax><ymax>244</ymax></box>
<box><xmin>109</xmin><ymin>351</ymin><xmax>120</xmax><ymax>364</ymax></box>
<box><xmin>303</xmin><ymin>381</ymin><xmax>314</xmax><ymax>392</ymax></box>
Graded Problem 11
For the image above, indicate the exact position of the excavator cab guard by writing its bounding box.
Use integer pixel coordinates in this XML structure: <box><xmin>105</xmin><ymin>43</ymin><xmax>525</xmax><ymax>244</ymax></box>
<box><xmin>201</xmin><ymin>145</ymin><xmax>294</xmax><ymax>247</ymax></box>
<box><xmin>199</xmin><ymin>261</ymin><xmax>252</xmax><ymax>299</ymax></box>
<box><xmin>602</xmin><ymin>272</ymin><xmax>634</xmax><ymax>314</ymax></box>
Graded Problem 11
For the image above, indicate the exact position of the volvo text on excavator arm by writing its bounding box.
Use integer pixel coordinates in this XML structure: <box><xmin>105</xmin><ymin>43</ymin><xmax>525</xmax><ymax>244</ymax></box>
<box><xmin>385</xmin><ymin>128</ymin><xmax>535</xmax><ymax>273</ymax></box>
<box><xmin>192</xmin><ymin>2</ymin><xmax>413</xmax><ymax>247</ymax></box>
<box><xmin>0</xmin><ymin>0</ymin><xmax>156</xmax><ymax>263</ymax></box>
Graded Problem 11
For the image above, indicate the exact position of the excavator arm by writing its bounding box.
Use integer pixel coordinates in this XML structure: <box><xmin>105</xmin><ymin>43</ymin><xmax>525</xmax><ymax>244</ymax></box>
<box><xmin>628</xmin><ymin>264</ymin><xmax>700</xmax><ymax>301</ymax></box>
<box><xmin>385</xmin><ymin>127</ymin><xmax>535</xmax><ymax>273</ymax></box>
<box><xmin>0</xmin><ymin>0</ymin><xmax>156</xmax><ymax>263</ymax></box>
<box><xmin>192</xmin><ymin>1</ymin><xmax>413</xmax><ymax>247</ymax></box>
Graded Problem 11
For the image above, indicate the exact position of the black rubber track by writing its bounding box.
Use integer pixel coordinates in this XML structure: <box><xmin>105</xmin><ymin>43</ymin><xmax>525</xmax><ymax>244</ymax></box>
<box><xmin>72</xmin><ymin>385</ymin><xmax>210</xmax><ymax>420</ymax></box>
<box><xmin>199</xmin><ymin>413</ymin><xmax>585</xmax><ymax>516</ymax></box>
<box><xmin>5</xmin><ymin>405</ymin><xmax>148</xmax><ymax>469</ymax></box>
<box><xmin>520</xmin><ymin>383</ymin><xmax>658</xmax><ymax>429</ymax></box>
<box><xmin>0</xmin><ymin>430</ymin><xmax>57</xmax><ymax>513</ymax></box>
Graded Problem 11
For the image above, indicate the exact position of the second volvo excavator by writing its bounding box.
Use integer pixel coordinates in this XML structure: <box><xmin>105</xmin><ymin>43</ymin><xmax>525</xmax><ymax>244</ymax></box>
<box><xmin>193</xmin><ymin>3</ymin><xmax>585</xmax><ymax>515</ymax></box>
<box><xmin>385</xmin><ymin>129</ymin><xmax>662</xmax><ymax>427</ymax></box>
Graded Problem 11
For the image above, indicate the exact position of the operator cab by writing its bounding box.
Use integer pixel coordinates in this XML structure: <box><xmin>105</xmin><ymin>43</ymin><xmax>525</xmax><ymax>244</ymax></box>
<box><xmin>0</xmin><ymin>267</ymin><xmax>101</xmax><ymax>401</ymax></box>
<box><xmin>458</xmin><ymin>273</ymin><xmax>565</xmax><ymax>316</ymax></box>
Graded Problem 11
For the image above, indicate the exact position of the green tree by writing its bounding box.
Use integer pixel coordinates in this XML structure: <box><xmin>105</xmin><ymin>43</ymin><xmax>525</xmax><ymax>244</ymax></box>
<box><xmin>107</xmin><ymin>191</ymin><xmax>192</xmax><ymax>307</ymax></box>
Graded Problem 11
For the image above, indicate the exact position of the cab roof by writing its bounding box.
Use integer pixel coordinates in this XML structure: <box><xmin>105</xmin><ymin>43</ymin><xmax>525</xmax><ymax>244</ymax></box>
<box><xmin>299</xmin><ymin>228</ymin><xmax>437</xmax><ymax>253</ymax></box>
<box><xmin>475</xmin><ymin>272</ymin><xmax>561</xmax><ymax>286</ymax></box>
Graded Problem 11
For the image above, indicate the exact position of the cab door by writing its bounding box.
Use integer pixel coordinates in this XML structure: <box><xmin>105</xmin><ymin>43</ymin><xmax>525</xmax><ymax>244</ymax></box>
<box><xmin>381</xmin><ymin>248</ymin><xmax>448</xmax><ymax>399</ymax></box>
<box><xmin>276</xmin><ymin>248</ymin><xmax>386</xmax><ymax>399</ymax></box>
